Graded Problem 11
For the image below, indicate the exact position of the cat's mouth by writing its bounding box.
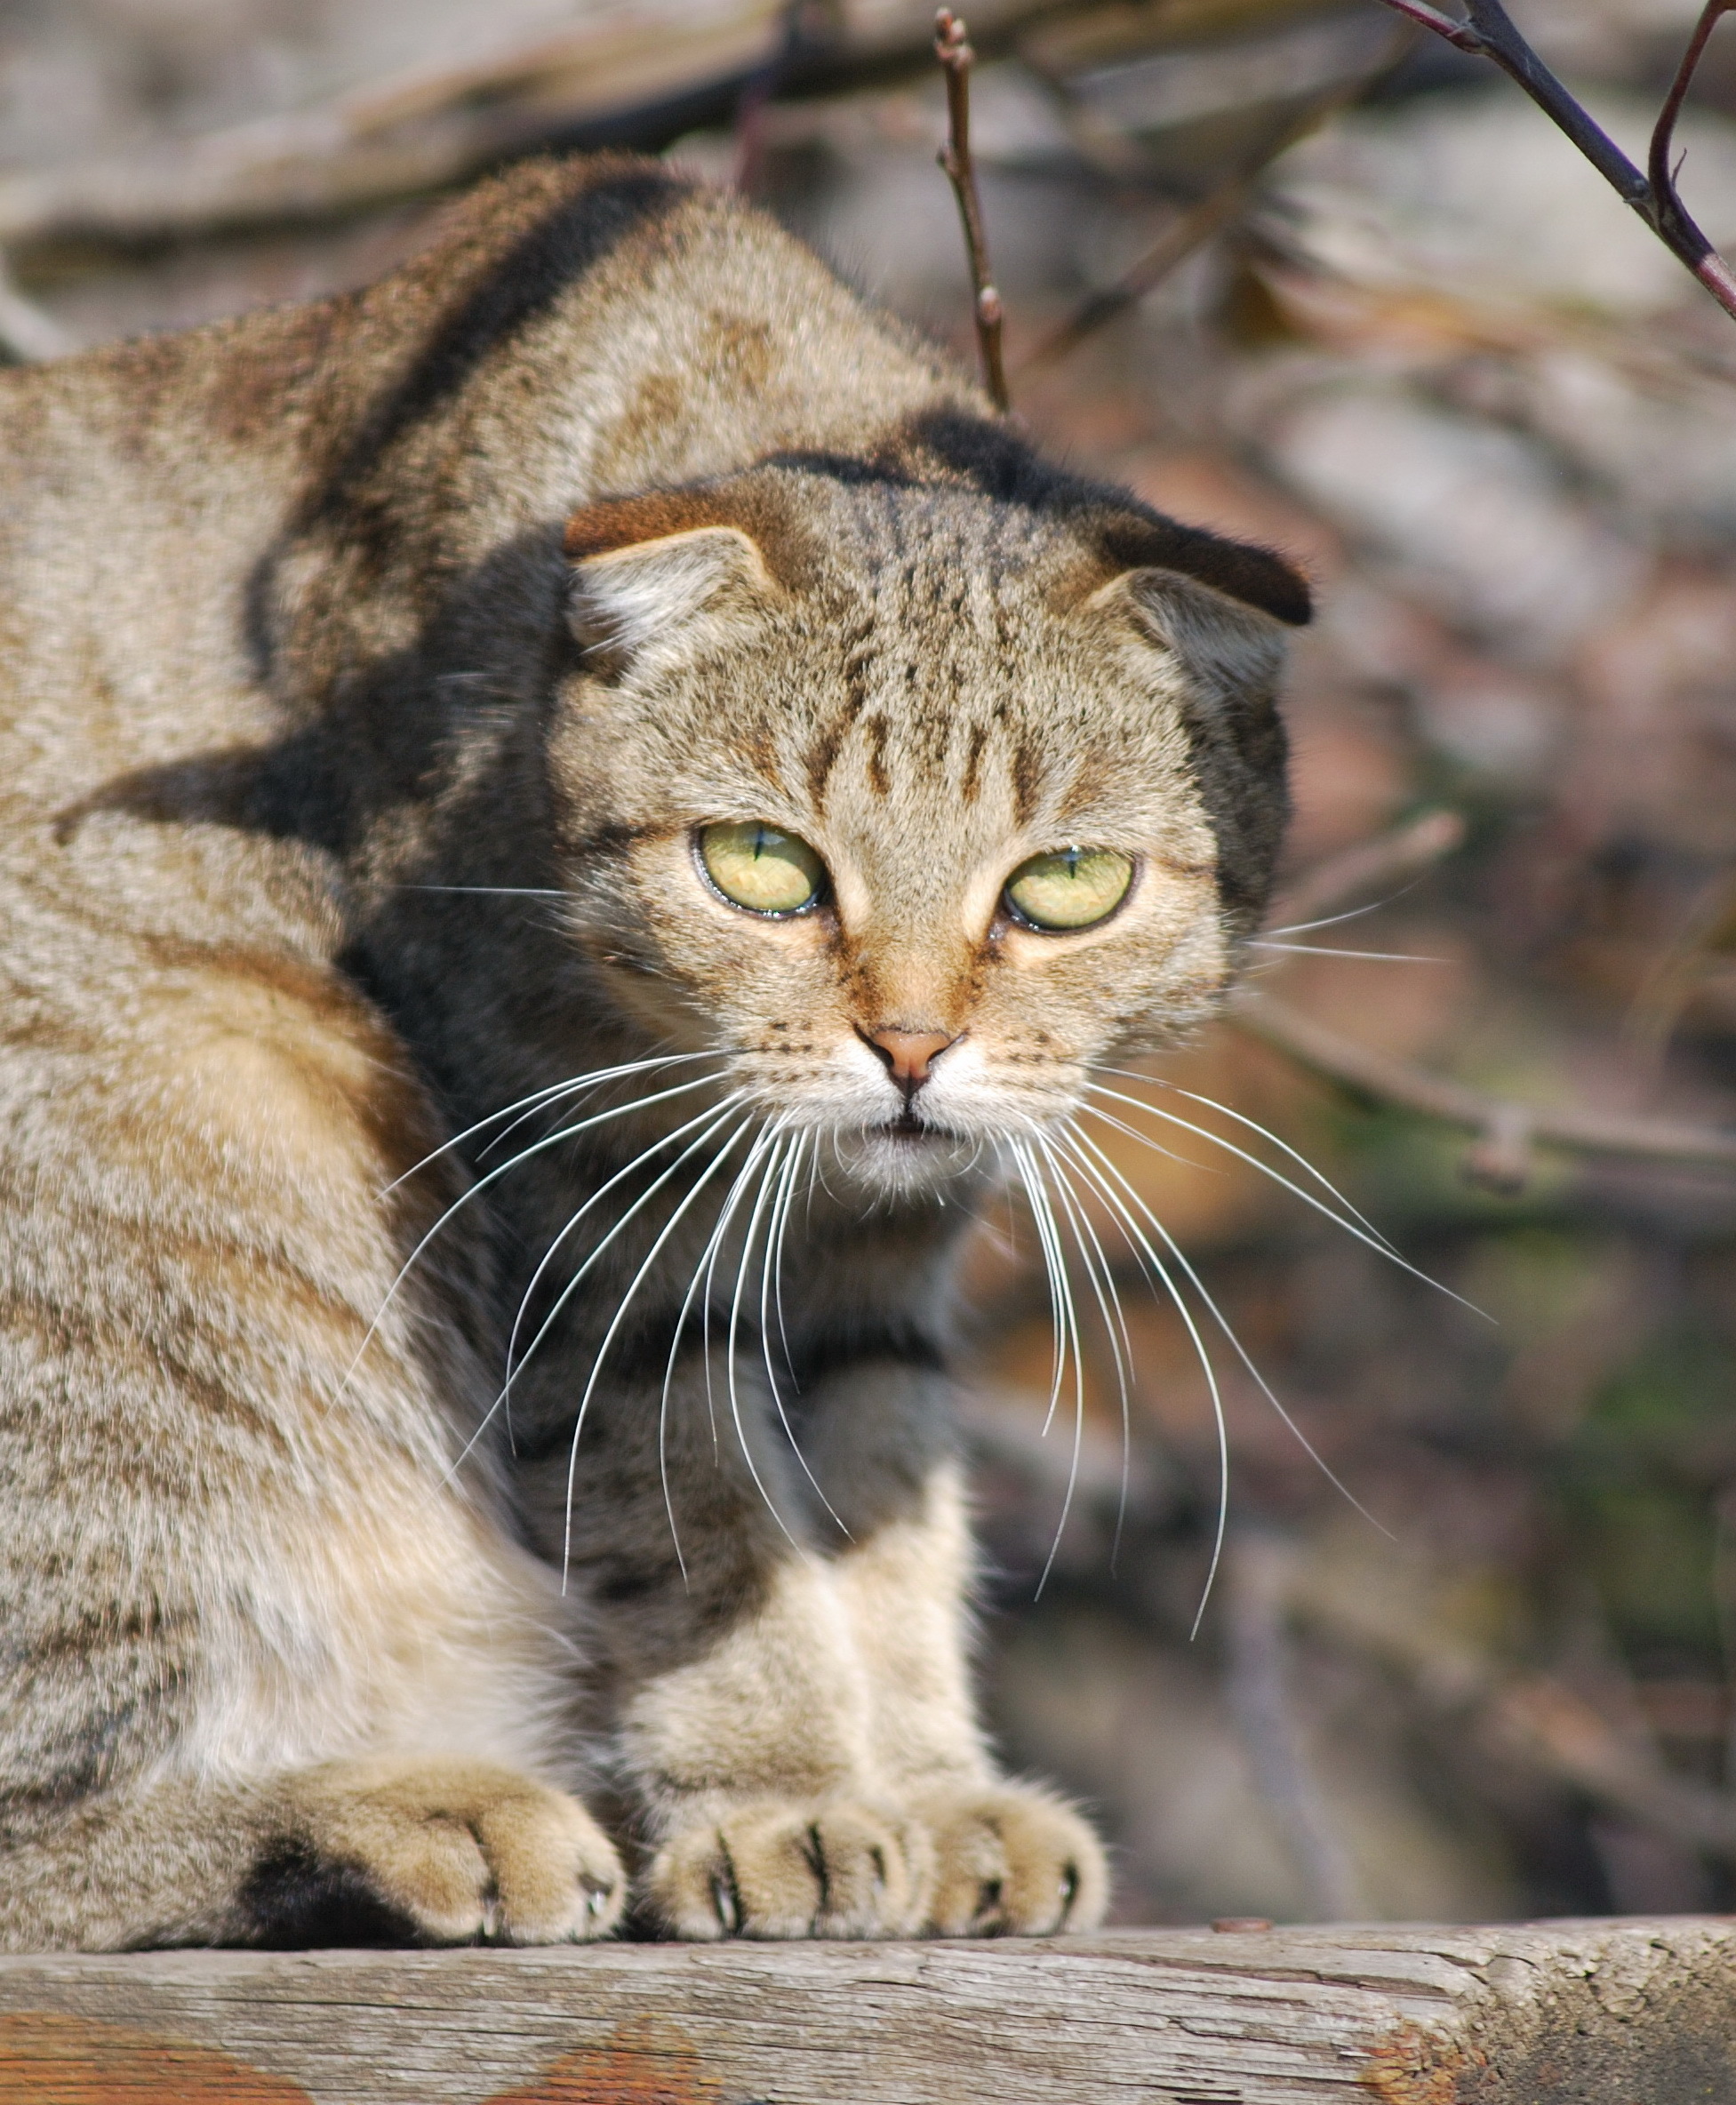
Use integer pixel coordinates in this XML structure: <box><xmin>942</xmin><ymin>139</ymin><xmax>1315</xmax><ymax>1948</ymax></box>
<box><xmin>868</xmin><ymin>1114</ymin><xmax>963</xmax><ymax>1145</ymax></box>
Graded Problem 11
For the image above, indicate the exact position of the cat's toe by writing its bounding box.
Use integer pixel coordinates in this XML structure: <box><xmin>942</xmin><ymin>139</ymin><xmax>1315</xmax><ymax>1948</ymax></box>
<box><xmin>914</xmin><ymin>1785</ymin><xmax>1108</xmax><ymax>1937</ymax></box>
<box><xmin>647</xmin><ymin>1799</ymin><xmax>933</xmax><ymax>1939</ymax></box>
<box><xmin>274</xmin><ymin>1757</ymin><xmax>625</xmax><ymax>1946</ymax></box>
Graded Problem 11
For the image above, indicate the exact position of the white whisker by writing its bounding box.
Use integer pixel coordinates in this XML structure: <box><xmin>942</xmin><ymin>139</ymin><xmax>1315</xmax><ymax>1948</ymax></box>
<box><xmin>655</xmin><ymin>1121</ymin><xmax>787</xmax><ymax>1576</ymax></box>
<box><xmin>1265</xmin><ymin>882</ymin><xmax>1431</xmax><ymax>938</ymax></box>
<box><xmin>502</xmin><ymin>1093</ymin><xmax>747</xmax><ymax>1392</ymax></box>
<box><xmin>724</xmin><ymin>1127</ymin><xmax>809</xmax><ymax>1555</ymax></box>
<box><xmin>699</xmin><ymin>1133</ymin><xmax>773</xmax><ymax>1453</ymax></box>
<box><xmin>383</xmin><ymin>1052</ymin><xmax>717</xmax><ymax>1195</ymax></box>
<box><xmin>1010</xmin><ymin>1140</ymin><xmax>1085</xmax><ymax>1599</ymax></box>
<box><xmin>759</xmin><ymin>1133</ymin><xmax>850</xmax><ymax>1539</ymax></box>
<box><xmin>1035</xmin><ymin>1134</ymin><xmax>1135</xmax><ymax>1565</ymax></box>
<box><xmin>1093</xmin><ymin>1065</ymin><xmax>1398</xmax><ymax>1255</ymax></box>
<box><xmin>767</xmin><ymin>1130</ymin><xmax>804</xmax><ymax>1381</ymax></box>
<box><xmin>335</xmin><ymin>1067</ymin><xmax>731</xmax><ymax>1410</ymax></box>
<box><xmin>436</xmin><ymin>1101</ymin><xmax>746</xmax><ymax>1497</ymax></box>
<box><xmin>1249</xmin><ymin>941</ymin><xmax>1445</xmax><ymax>964</ymax></box>
<box><xmin>1061</xmin><ymin>1125</ymin><xmax>1394</xmax><ymax>1550</ymax></box>
<box><xmin>561</xmin><ymin>1114</ymin><xmax>762</xmax><ymax>1589</ymax></box>
<box><xmin>1031</xmin><ymin>1130</ymin><xmax>1229</xmax><ymax>1636</ymax></box>
<box><xmin>1012</xmin><ymin>1139</ymin><xmax>1068</xmax><ymax>1438</ymax></box>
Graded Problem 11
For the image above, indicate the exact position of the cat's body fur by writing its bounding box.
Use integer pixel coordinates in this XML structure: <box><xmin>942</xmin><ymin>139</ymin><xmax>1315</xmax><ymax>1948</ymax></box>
<box><xmin>0</xmin><ymin>155</ymin><xmax>1304</xmax><ymax>1949</ymax></box>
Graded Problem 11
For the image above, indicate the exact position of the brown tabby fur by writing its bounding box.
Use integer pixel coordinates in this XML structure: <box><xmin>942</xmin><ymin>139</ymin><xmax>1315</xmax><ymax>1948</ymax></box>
<box><xmin>0</xmin><ymin>153</ymin><xmax>1307</xmax><ymax>1949</ymax></box>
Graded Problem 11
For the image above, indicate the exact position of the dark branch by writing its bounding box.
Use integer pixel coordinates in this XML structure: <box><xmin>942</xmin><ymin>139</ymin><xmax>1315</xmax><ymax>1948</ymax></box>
<box><xmin>934</xmin><ymin>8</ymin><xmax>1010</xmax><ymax>412</ymax></box>
<box><xmin>1372</xmin><ymin>0</ymin><xmax>1736</xmax><ymax>322</ymax></box>
<box><xmin>1240</xmin><ymin>814</ymin><xmax>1736</xmax><ymax>1188</ymax></box>
<box><xmin>1236</xmin><ymin>992</ymin><xmax>1736</xmax><ymax>1186</ymax></box>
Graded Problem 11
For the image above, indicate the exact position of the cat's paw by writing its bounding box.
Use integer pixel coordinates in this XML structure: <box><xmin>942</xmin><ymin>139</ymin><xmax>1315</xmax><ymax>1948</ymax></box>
<box><xmin>645</xmin><ymin>1798</ymin><xmax>935</xmax><ymax>1939</ymax></box>
<box><xmin>268</xmin><ymin>1757</ymin><xmax>625</xmax><ymax>1945</ymax></box>
<box><xmin>912</xmin><ymin>1784</ymin><xmax>1108</xmax><ymax>1936</ymax></box>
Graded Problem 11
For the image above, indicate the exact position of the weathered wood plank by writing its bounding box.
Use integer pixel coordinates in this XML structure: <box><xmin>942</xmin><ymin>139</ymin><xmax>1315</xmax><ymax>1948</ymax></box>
<box><xmin>2</xmin><ymin>1919</ymin><xmax>1732</xmax><ymax>2104</ymax></box>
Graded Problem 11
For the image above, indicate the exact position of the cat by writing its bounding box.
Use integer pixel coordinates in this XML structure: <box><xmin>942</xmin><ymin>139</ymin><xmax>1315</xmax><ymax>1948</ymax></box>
<box><xmin>0</xmin><ymin>151</ymin><xmax>1307</xmax><ymax>1949</ymax></box>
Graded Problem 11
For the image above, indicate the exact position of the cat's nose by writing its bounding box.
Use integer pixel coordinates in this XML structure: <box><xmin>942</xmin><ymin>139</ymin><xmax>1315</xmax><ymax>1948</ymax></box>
<box><xmin>860</xmin><ymin>1027</ymin><xmax>956</xmax><ymax>1094</ymax></box>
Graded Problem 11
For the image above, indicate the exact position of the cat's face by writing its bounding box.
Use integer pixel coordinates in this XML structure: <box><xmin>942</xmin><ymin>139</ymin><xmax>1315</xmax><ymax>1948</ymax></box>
<box><xmin>548</xmin><ymin>468</ymin><xmax>1301</xmax><ymax>1196</ymax></box>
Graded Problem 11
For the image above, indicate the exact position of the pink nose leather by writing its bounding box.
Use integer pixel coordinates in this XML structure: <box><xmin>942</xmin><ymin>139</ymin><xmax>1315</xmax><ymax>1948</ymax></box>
<box><xmin>864</xmin><ymin>1028</ymin><xmax>956</xmax><ymax>1088</ymax></box>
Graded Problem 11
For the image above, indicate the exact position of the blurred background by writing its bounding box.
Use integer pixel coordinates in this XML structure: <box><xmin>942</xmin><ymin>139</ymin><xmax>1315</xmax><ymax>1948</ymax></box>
<box><xmin>9</xmin><ymin>0</ymin><xmax>1736</xmax><ymax>1926</ymax></box>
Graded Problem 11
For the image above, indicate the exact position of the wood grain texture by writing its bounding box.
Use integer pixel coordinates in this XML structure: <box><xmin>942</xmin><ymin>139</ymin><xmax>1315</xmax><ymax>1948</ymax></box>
<box><xmin>0</xmin><ymin>1921</ymin><xmax>1732</xmax><ymax>2104</ymax></box>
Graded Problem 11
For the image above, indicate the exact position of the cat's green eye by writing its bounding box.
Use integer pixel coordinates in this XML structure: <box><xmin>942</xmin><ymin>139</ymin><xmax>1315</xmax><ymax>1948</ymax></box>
<box><xmin>698</xmin><ymin>820</ymin><xmax>828</xmax><ymax>916</ymax></box>
<box><xmin>1004</xmin><ymin>846</ymin><xmax>1134</xmax><ymax>932</ymax></box>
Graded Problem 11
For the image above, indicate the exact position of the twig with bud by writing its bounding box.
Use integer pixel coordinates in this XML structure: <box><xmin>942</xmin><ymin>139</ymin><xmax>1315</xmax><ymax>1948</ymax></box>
<box><xmin>1373</xmin><ymin>0</ymin><xmax>1736</xmax><ymax>323</ymax></box>
<box><xmin>934</xmin><ymin>9</ymin><xmax>1010</xmax><ymax>412</ymax></box>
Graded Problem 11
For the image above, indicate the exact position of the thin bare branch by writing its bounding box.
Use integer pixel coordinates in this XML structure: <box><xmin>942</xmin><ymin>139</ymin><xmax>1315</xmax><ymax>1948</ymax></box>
<box><xmin>1235</xmin><ymin>991</ymin><xmax>1736</xmax><ymax>1186</ymax></box>
<box><xmin>1017</xmin><ymin>22</ymin><xmax>1417</xmax><ymax>376</ymax></box>
<box><xmin>1372</xmin><ymin>0</ymin><xmax>1736</xmax><ymax>323</ymax></box>
<box><xmin>1268</xmin><ymin>809</ymin><xmax>1467</xmax><ymax>933</ymax></box>
<box><xmin>934</xmin><ymin>9</ymin><xmax>1010</xmax><ymax>411</ymax></box>
<box><xmin>1290</xmin><ymin>1557</ymin><xmax>1736</xmax><ymax>1862</ymax></box>
<box><xmin>1225</xmin><ymin>1532</ymin><xmax>1363</xmax><ymax>1918</ymax></box>
<box><xmin>1650</xmin><ymin>0</ymin><xmax>1736</xmax><ymax>314</ymax></box>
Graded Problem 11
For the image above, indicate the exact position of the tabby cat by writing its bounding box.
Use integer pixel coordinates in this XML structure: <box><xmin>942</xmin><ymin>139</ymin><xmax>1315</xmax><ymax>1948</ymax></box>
<box><xmin>0</xmin><ymin>153</ymin><xmax>1307</xmax><ymax>1949</ymax></box>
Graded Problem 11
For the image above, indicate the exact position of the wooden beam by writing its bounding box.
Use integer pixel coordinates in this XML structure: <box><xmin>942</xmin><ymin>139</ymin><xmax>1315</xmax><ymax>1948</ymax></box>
<box><xmin>2</xmin><ymin>1918</ymin><xmax>1732</xmax><ymax>2102</ymax></box>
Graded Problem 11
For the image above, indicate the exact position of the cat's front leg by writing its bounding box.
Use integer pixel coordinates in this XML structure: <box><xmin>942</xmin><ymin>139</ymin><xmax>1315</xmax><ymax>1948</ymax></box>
<box><xmin>832</xmin><ymin>1458</ymin><xmax>1110</xmax><ymax>1938</ymax></box>
<box><xmin>620</xmin><ymin>1551</ymin><xmax>938</xmax><ymax>1939</ymax></box>
<box><xmin>606</xmin><ymin>1457</ymin><xmax>1105</xmax><ymax>1938</ymax></box>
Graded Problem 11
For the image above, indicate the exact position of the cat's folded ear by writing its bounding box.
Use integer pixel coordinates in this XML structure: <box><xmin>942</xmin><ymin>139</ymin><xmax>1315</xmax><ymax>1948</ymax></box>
<box><xmin>1089</xmin><ymin>563</ymin><xmax>1291</xmax><ymax>707</ymax></box>
<box><xmin>1082</xmin><ymin>507</ymin><xmax>1308</xmax><ymax>721</ymax></box>
<box><xmin>564</xmin><ymin>494</ymin><xmax>783</xmax><ymax>675</ymax></box>
<box><xmin>1089</xmin><ymin>508</ymin><xmax>1311</xmax><ymax>629</ymax></box>
<box><xmin>1088</xmin><ymin>548</ymin><xmax>1298</xmax><ymax>922</ymax></box>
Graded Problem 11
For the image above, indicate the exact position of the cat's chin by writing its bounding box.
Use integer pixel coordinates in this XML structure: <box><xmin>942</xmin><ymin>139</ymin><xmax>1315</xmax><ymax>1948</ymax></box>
<box><xmin>828</xmin><ymin>1120</ymin><xmax>983</xmax><ymax>1199</ymax></box>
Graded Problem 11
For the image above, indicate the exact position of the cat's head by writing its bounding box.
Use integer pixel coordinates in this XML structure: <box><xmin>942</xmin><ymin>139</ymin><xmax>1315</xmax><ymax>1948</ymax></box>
<box><xmin>549</xmin><ymin>443</ymin><xmax>1307</xmax><ymax>1195</ymax></box>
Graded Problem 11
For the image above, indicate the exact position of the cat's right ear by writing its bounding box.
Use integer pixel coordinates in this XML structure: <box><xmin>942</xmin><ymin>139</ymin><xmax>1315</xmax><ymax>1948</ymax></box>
<box><xmin>564</xmin><ymin>501</ymin><xmax>779</xmax><ymax>676</ymax></box>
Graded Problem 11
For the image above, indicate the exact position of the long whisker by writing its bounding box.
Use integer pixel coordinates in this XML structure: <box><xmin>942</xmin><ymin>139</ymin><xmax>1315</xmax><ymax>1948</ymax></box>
<box><xmin>1264</xmin><ymin>882</ymin><xmax>1433</xmax><ymax>938</ymax></box>
<box><xmin>1089</xmin><ymin>1089</ymin><xmax>1484</xmax><ymax>1324</ymax></box>
<box><xmin>1092</xmin><ymin>1065</ymin><xmax>1399</xmax><ymax>1255</ymax></box>
<box><xmin>1032</xmin><ymin>1130</ymin><xmax>1229</xmax><ymax>1636</ymax></box>
<box><xmin>436</xmin><ymin>1101</ymin><xmax>746</xmax><ymax>1495</ymax></box>
<box><xmin>656</xmin><ymin>1119</ymin><xmax>785</xmax><ymax>1574</ymax></box>
<box><xmin>767</xmin><ymin>1129</ymin><xmax>804</xmax><ymax>1381</ymax></box>
<box><xmin>758</xmin><ymin>1133</ymin><xmax>850</xmax><ymax>1539</ymax></box>
<box><xmin>700</xmin><ymin>1131</ymin><xmax>773</xmax><ymax>1453</ymax></box>
<box><xmin>383</xmin><ymin>1052</ymin><xmax>718</xmax><ymax>1194</ymax></box>
<box><xmin>560</xmin><ymin>1114</ymin><xmax>761</xmax><ymax>1589</ymax></box>
<box><xmin>1035</xmin><ymin>1133</ymin><xmax>1136</xmax><ymax>1566</ymax></box>
<box><xmin>336</xmin><ymin>1069</ymin><xmax>730</xmax><ymax>1407</ymax></box>
<box><xmin>502</xmin><ymin>1093</ymin><xmax>747</xmax><ymax>1389</ymax></box>
<box><xmin>1012</xmin><ymin>1137</ymin><xmax>1068</xmax><ymax>1438</ymax></box>
<box><xmin>1247</xmin><ymin>942</ymin><xmax>1446</xmax><ymax>963</ymax></box>
<box><xmin>1061</xmin><ymin>1124</ymin><xmax>1394</xmax><ymax>1550</ymax></box>
<box><xmin>724</xmin><ymin>1126</ymin><xmax>810</xmax><ymax>1556</ymax></box>
<box><xmin>399</xmin><ymin>884</ymin><xmax>571</xmax><ymax>898</ymax></box>
<box><xmin>1010</xmin><ymin>1139</ymin><xmax>1086</xmax><ymax>1599</ymax></box>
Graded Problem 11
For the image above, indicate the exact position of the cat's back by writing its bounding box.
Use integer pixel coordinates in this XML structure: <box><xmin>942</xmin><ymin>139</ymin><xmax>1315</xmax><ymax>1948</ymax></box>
<box><xmin>0</xmin><ymin>154</ymin><xmax>966</xmax><ymax>814</ymax></box>
<box><xmin>0</xmin><ymin>287</ymin><xmax>368</xmax><ymax>823</ymax></box>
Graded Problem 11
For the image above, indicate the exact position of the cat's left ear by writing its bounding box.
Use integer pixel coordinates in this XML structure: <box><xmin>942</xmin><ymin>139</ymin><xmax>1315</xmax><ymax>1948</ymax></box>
<box><xmin>1081</xmin><ymin>505</ymin><xmax>1308</xmax><ymax>719</ymax></box>
<box><xmin>564</xmin><ymin>495</ymin><xmax>781</xmax><ymax>673</ymax></box>
<box><xmin>1087</xmin><ymin>564</ymin><xmax>1292</xmax><ymax>705</ymax></box>
<box><xmin>1088</xmin><ymin>559</ymin><xmax>1293</xmax><ymax>921</ymax></box>
<box><xmin>1087</xmin><ymin>508</ymin><xmax>1311</xmax><ymax>628</ymax></box>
